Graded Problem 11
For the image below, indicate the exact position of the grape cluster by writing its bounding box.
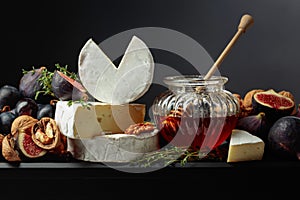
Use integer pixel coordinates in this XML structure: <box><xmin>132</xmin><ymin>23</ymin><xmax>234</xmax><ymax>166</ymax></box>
<box><xmin>0</xmin><ymin>84</ymin><xmax>55</xmax><ymax>136</ymax></box>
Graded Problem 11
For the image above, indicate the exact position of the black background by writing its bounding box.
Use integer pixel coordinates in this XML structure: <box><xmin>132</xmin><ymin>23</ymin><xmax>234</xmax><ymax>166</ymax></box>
<box><xmin>3</xmin><ymin>0</ymin><xmax>300</xmax><ymax>104</ymax></box>
<box><xmin>2</xmin><ymin>0</ymin><xmax>300</xmax><ymax>197</ymax></box>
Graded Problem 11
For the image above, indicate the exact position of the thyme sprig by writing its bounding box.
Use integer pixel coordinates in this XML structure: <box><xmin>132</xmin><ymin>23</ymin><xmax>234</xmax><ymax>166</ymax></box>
<box><xmin>35</xmin><ymin>66</ymin><xmax>54</xmax><ymax>99</ymax></box>
<box><xmin>67</xmin><ymin>99</ymin><xmax>93</xmax><ymax>110</ymax></box>
<box><xmin>54</xmin><ymin>63</ymin><xmax>77</xmax><ymax>80</ymax></box>
<box><xmin>131</xmin><ymin>143</ymin><xmax>228</xmax><ymax>168</ymax></box>
<box><xmin>131</xmin><ymin>146</ymin><xmax>207</xmax><ymax>168</ymax></box>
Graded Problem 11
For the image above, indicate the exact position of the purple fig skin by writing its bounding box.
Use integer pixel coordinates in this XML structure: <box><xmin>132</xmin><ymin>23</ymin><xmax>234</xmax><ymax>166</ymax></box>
<box><xmin>19</xmin><ymin>66</ymin><xmax>46</xmax><ymax>99</ymax></box>
<box><xmin>236</xmin><ymin>112</ymin><xmax>271</xmax><ymax>142</ymax></box>
<box><xmin>51</xmin><ymin>70</ymin><xmax>90</xmax><ymax>101</ymax></box>
<box><xmin>268</xmin><ymin>116</ymin><xmax>300</xmax><ymax>160</ymax></box>
<box><xmin>293</xmin><ymin>104</ymin><xmax>300</xmax><ymax>118</ymax></box>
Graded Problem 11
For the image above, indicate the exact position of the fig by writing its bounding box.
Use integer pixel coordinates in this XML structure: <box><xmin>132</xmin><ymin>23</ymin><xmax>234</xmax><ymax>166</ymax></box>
<box><xmin>17</xmin><ymin>130</ymin><xmax>47</xmax><ymax>158</ymax></box>
<box><xmin>19</xmin><ymin>66</ymin><xmax>46</xmax><ymax>99</ymax></box>
<box><xmin>10</xmin><ymin>115</ymin><xmax>38</xmax><ymax>136</ymax></box>
<box><xmin>235</xmin><ymin>112</ymin><xmax>271</xmax><ymax>142</ymax></box>
<box><xmin>252</xmin><ymin>89</ymin><xmax>295</xmax><ymax>123</ymax></box>
<box><xmin>293</xmin><ymin>104</ymin><xmax>300</xmax><ymax>118</ymax></box>
<box><xmin>51</xmin><ymin>70</ymin><xmax>90</xmax><ymax>101</ymax></box>
<box><xmin>0</xmin><ymin>85</ymin><xmax>22</xmax><ymax>111</ymax></box>
<box><xmin>268</xmin><ymin>116</ymin><xmax>300</xmax><ymax>160</ymax></box>
<box><xmin>1</xmin><ymin>134</ymin><xmax>21</xmax><ymax>162</ymax></box>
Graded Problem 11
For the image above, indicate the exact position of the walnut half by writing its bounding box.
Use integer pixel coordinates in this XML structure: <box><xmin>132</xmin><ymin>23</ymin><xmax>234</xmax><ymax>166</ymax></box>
<box><xmin>31</xmin><ymin>117</ymin><xmax>60</xmax><ymax>150</ymax></box>
<box><xmin>124</xmin><ymin>122</ymin><xmax>156</xmax><ymax>135</ymax></box>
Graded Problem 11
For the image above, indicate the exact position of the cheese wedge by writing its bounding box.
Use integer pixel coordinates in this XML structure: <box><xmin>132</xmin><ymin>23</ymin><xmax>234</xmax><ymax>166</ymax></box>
<box><xmin>67</xmin><ymin>129</ymin><xmax>159</xmax><ymax>163</ymax></box>
<box><xmin>227</xmin><ymin>129</ymin><xmax>265</xmax><ymax>162</ymax></box>
<box><xmin>78</xmin><ymin>36</ymin><xmax>154</xmax><ymax>105</ymax></box>
<box><xmin>54</xmin><ymin>101</ymin><xmax>145</xmax><ymax>139</ymax></box>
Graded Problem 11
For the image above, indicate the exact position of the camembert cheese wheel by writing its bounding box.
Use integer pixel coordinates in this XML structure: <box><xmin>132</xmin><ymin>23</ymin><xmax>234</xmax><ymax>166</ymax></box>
<box><xmin>54</xmin><ymin>101</ymin><xmax>145</xmax><ymax>139</ymax></box>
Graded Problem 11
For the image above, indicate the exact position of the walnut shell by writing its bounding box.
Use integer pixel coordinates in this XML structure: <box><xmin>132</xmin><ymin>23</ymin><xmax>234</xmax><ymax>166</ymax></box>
<box><xmin>278</xmin><ymin>90</ymin><xmax>295</xmax><ymax>101</ymax></box>
<box><xmin>31</xmin><ymin>117</ymin><xmax>60</xmax><ymax>150</ymax></box>
<box><xmin>243</xmin><ymin>89</ymin><xmax>264</xmax><ymax>110</ymax></box>
<box><xmin>2</xmin><ymin>134</ymin><xmax>21</xmax><ymax>162</ymax></box>
<box><xmin>11</xmin><ymin>115</ymin><xmax>38</xmax><ymax>136</ymax></box>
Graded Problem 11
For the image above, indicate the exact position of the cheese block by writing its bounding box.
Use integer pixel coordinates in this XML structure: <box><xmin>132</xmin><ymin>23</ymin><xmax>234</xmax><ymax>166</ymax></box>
<box><xmin>78</xmin><ymin>36</ymin><xmax>154</xmax><ymax>105</ymax></box>
<box><xmin>227</xmin><ymin>129</ymin><xmax>265</xmax><ymax>162</ymax></box>
<box><xmin>67</xmin><ymin>129</ymin><xmax>160</xmax><ymax>163</ymax></box>
<box><xmin>54</xmin><ymin>101</ymin><xmax>145</xmax><ymax>139</ymax></box>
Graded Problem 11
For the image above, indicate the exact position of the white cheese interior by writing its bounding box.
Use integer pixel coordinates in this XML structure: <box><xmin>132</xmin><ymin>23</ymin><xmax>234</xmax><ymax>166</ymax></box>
<box><xmin>227</xmin><ymin>129</ymin><xmax>265</xmax><ymax>162</ymax></box>
<box><xmin>54</xmin><ymin>101</ymin><xmax>145</xmax><ymax>139</ymax></box>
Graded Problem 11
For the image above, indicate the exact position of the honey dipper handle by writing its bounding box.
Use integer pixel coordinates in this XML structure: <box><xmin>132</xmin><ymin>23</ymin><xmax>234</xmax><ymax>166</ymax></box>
<box><xmin>203</xmin><ymin>14</ymin><xmax>254</xmax><ymax>80</ymax></box>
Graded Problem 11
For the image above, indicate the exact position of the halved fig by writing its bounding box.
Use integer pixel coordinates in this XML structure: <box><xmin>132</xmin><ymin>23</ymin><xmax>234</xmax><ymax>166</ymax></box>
<box><xmin>17</xmin><ymin>130</ymin><xmax>47</xmax><ymax>158</ymax></box>
<box><xmin>252</xmin><ymin>89</ymin><xmax>295</xmax><ymax>122</ymax></box>
<box><xmin>31</xmin><ymin>117</ymin><xmax>60</xmax><ymax>150</ymax></box>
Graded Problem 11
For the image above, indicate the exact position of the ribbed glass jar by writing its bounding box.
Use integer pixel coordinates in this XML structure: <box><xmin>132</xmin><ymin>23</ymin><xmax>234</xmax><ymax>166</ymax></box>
<box><xmin>152</xmin><ymin>75</ymin><xmax>240</xmax><ymax>152</ymax></box>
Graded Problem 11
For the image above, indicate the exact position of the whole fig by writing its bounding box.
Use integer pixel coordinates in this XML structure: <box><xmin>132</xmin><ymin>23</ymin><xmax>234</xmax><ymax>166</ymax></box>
<box><xmin>268</xmin><ymin>116</ymin><xmax>300</xmax><ymax>160</ymax></box>
<box><xmin>236</xmin><ymin>112</ymin><xmax>271</xmax><ymax>142</ymax></box>
<box><xmin>293</xmin><ymin>104</ymin><xmax>300</xmax><ymax>118</ymax></box>
<box><xmin>19</xmin><ymin>66</ymin><xmax>46</xmax><ymax>99</ymax></box>
<box><xmin>19</xmin><ymin>66</ymin><xmax>54</xmax><ymax>104</ymax></box>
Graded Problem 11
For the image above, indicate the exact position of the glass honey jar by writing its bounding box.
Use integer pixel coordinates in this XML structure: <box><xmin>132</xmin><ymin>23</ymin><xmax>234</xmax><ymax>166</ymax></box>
<box><xmin>152</xmin><ymin>75</ymin><xmax>240</xmax><ymax>154</ymax></box>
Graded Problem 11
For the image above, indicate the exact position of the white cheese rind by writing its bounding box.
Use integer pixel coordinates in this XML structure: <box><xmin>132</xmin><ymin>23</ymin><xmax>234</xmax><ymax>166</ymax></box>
<box><xmin>78</xmin><ymin>36</ymin><xmax>154</xmax><ymax>105</ymax></box>
<box><xmin>67</xmin><ymin>129</ymin><xmax>160</xmax><ymax>163</ymax></box>
<box><xmin>227</xmin><ymin>129</ymin><xmax>265</xmax><ymax>162</ymax></box>
<box><xmin>54</xmin><ymin>101</ymin><xmax>145</xmax><ymax>139</ymax></box>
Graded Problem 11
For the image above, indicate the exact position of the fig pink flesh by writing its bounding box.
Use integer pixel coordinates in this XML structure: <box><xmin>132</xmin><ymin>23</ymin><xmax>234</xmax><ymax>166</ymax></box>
<box><xmin>56</xmin><ymin>71</ymin><xmax>86</xmax><ymax>93</ymax></box>
<box><xmin>256</xmin><ymin>93</ymin><xmax>293</xmax><ymax>109</ymax></box>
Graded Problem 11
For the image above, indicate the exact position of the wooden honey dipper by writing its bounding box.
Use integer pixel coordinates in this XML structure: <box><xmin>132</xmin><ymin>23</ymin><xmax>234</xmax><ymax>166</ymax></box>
<box><xmin>196</xmin><ymin>14</ymin><xmax>254</xmax><ymax>92</ymax></box>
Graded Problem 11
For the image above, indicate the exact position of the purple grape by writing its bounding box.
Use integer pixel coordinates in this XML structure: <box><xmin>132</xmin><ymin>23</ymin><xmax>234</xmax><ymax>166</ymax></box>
<box><xmin>37</xmin><ymin>103</ymin><xmax>54</xmax><ymax>120</ymax></box>
<box><xmin>15</xmin><ymin>98</ymin><xmax>38</xmax><ymax>118</ymax></box>
<box><xmin>0</xmin><ymin>85</ymin><xmax>22</xmax><ymax>111</ymax></box>
<box><xmin>0</xmin><ymin>111</ymin><xmax>17</xmax><ymax>135</ymax></box>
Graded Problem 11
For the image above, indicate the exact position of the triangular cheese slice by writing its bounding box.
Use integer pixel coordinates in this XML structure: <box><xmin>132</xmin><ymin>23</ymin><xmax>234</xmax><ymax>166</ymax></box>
<box><xmin>78</xmin><ymin>36</ymin><xmax>154</xmax><ymax>105</ymax></box>
<box><xmin>227</xmin><ymin>129</ymin><xmax>265</xmax><ymax>162</ymax></box>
